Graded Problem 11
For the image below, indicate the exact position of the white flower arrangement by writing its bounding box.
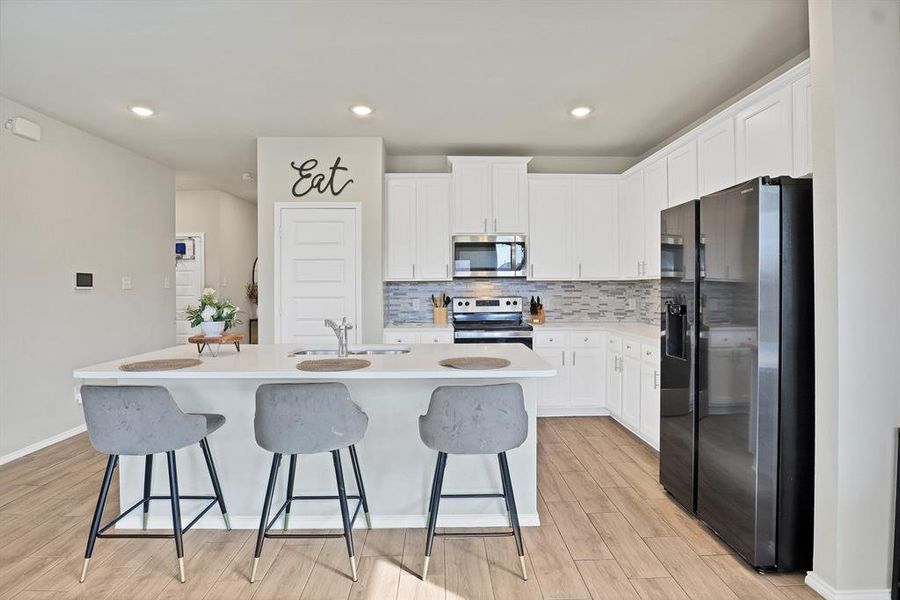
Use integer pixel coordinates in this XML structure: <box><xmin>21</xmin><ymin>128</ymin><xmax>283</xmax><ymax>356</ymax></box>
<box><xmin>185</xmin><ymin>288</ymin><xmax>241</xmax><ymax>330</ymax></box>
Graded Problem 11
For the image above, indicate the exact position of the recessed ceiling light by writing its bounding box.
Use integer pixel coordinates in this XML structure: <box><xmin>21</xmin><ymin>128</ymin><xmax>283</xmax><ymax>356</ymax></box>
<box><xmin>569</xmin><ymin>106</ymin><xmax>593</xmax><ymax>118</ymax></box>
<box><xmin>350</xmin><ymin>105</ymin><xmax>374</xmax><ymax>117</ymax></box>
<box><xmin>128</xmin><ymin>105</ymin><xmax>155</xmax><ymax>118</ymax></box>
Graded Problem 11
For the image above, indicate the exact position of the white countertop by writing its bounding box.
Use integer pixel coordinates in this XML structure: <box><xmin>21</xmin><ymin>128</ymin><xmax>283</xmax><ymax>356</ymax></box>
<box><xmin>531</xmin><ymin>321</ymin><xmax>659</xmax><ymax>340</ymax></box>
<box><xmin>74</xmin><ymin>343</ymin><xmax>556</xmax><ymax>380</ymax></box>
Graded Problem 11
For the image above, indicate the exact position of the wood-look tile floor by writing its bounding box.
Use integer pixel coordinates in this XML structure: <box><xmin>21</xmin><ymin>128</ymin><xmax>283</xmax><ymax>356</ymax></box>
<box><xmin>0</xmin><ymin>417</ymin><xmax>822</xmax><ymax>600</ymax></box>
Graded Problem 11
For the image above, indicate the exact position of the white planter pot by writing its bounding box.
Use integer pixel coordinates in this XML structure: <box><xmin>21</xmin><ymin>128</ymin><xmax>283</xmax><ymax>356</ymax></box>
<box><xmin>201</xmin><ymin>321</ymin><xmax>226</xmax><ymax>337</ymax></box>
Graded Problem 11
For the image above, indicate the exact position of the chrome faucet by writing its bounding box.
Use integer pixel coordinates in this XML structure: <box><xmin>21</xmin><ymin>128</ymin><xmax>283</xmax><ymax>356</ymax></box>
<box><xmin>324</xmin><ymin>317</ymin><xmax>354</xmax><ymax>357</ymax></box>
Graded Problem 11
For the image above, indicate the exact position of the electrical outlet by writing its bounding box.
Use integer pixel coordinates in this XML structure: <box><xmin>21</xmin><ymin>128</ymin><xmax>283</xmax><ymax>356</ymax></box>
<box><xmin>411</xmin><ymin>298</ymin><xmax>421</xmax><ymax>310</ymax></box>
<box><xmin>121</xmin><ymin>276</ymin><xmax>133</xmax><ymax>290</ymax></box>
<box><xmin>164</xmin><ymin>275</ymin><xmax>171</xmax><ymax>289</ymax></box>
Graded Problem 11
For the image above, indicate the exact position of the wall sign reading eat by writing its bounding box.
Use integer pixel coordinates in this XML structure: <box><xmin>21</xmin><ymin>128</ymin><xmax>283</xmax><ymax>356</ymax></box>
<box><xmin>290</xmin><ymin>157</ymin><xmax>354</xmax><ymax>197</ymax></box>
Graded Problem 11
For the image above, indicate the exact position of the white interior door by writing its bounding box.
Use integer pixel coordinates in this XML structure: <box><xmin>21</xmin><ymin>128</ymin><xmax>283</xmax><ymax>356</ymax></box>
<box><xmin>175</xmin><ymin>234</ymin><xmax>204</xmax><ymax>344</ymax></box>
<box><xmin>277</xmin><ymin>205</ymin><xmax>361</xmax><ymax>346</ymax></box>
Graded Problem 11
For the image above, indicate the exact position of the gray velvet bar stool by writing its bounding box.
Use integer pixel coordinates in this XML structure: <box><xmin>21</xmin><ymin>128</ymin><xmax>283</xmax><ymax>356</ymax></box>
<box><xmin>419</xmin><ymin>382</ymin><xmax>529</xmax><ymax>581</ymax></box>
<box><xmin>78</xmin><ymin>385</ymin><xmax>230</xmax><ymax>584</ymax></box>
<box><xmin>250</xmin><ymin>382</ymin><xmax>371</xmax><ymax>583</ymax></box>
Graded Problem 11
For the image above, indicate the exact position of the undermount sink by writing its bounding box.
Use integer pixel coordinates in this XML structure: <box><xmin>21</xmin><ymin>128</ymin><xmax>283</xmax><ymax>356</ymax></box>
<box><xmin>289</xmin><ymin>346</ymin><xmax>410</xmax><ymax>357</ymax></box>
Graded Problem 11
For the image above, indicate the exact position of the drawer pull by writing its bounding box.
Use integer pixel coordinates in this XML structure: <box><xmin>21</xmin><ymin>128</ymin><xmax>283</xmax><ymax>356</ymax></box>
<box><xmin>584</xmin><ymin>337</ymin><xmax>588</xmax><ymax>342</ymax></box>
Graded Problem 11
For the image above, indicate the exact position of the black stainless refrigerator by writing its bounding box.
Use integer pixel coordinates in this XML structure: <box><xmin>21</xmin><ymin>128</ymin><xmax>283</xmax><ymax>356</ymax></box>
<box><xmin>659</xmin><ymin>176</ymin><xmax>815</xmax><ymax>571</ymax></box>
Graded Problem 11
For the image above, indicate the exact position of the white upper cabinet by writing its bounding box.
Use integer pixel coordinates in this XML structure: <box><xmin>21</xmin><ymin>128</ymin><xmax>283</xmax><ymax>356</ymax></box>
<box><xmin>450</xmin><ymin>160</ymin><xmax>491</xmax><ymax>233</ymax></box>
<box><xmin>697</xmin><ymin>119</ymin><xmax>736</xmax><ymax>196</ymax></box>
<box><xmin>528</xmin><ymin>177</ymin><xmax>574</xmax><ymax>280</ymax></box>
<box><xmin>735</xmin><ymin>86</ymin><xmax>793</xmax><ymax>180</ymax></box>
<box><xmin>643</xmin><ymin>158</ymin><xmax>668</xmax><ymax>278</ymax></box>
<box><xmin>492</xmin><ymin>162</ymin><xmax>529</xmax><ymax>233</ymax></box>
<box><xmin>384</xmin><ymin>175</ymin><xmax>451</xmax><ymax>281</ymax></box>
<box><xmin>574</xmin><ymin>177</ymin><xmax>619</xmax><ymax>280</ymax></box>
<box><xmin>619</xmin><ymin>170</ymin><xmax>644</xmax><ymax>279</ymax></box>
<box><xmin>384</xmin><ymin>177</ymin><xmax>417</xmax><ymax>281</ymax></box>
<box><xmin>416</xmin><ymin>178</ymin><xmax>452</xmax><ymax>280</ymax></box>
<box><xmin>449</xmin><ymin>157</ymin><xmax>530</xmax><ymax>234</ymax></box>
<box><xmin>666</xmin><ymin>140</ymin><xmax>698</xmax><ymax>206</ymax></box>
<box><xmin>791</xmin><ymin>74</ymin><xmax>812</xmax><ymax>177</ymax></box>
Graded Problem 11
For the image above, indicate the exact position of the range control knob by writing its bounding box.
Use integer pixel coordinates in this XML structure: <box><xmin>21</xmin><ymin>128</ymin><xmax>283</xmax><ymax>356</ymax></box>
<box><xmin>457</xmin><ymin>301</ymin><xmax>463</xmax><ymax>306</ymax></box>
<box><xmin>506</xmin><ymin>300</ymin><xmax>511</xmax><ymax>306</ymax></box>
<box><xmin>464</xmin><ymin>301</ymin><xmax>470</xmax><ymax>306</ymax></box>
<box><xmin>512</xmin><ymin>300</ymin><xmax>518</xmax><ymax>305</ymax></box>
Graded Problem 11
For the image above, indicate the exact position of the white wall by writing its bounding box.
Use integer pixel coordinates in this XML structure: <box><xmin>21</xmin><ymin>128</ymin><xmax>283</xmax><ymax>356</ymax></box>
<box><xmin>808</xmin><ymin>0</ymin><xmax>900</xmax><ymax>596</ymax></box>
<box><xmin>257</xmin><ymin>137</ymin><xmax>384</xmax><ymax>344</ymax></box>
<box><xmin>176</xmin><ymin>189</ymin><xmax>258</xmax><ymax>339</ymax></box>
<box><xmin>0</xmin><ymin>96</ymin><xmax>175</xmax><ymax>460</ymax></box>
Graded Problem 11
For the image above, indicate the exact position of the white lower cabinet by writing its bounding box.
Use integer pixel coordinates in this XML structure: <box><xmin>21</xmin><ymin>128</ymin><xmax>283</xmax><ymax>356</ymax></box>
<box><xmin>382</xmin><ymin>328</ymin><xmax>453</xmax><ymax>345</ymax></box>
<box><xmin>534</xmin><ymin>330</ymin><xmax>604</xmax><ymax>415</ymax></box>
<box><xmin>538</xmin><ymin>329</ymin><xmax>660</xmax><ymax>449</ymax></box>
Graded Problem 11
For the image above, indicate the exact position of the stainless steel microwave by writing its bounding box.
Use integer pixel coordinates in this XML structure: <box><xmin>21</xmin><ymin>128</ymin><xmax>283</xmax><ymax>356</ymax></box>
<box><xmin>452</xmin><ymin>235</ymin><xmax>527</xmax><ymax>278</ymax></box>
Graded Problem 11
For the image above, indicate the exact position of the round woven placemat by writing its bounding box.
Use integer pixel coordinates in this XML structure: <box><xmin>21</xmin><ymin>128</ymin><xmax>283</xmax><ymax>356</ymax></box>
<box><xmin>297</xmin><ymin>358</ymin><xmax>371</xmax><ymax>372</ymax></box>
<box><xmin>439</xmin><ymin>356</ymin><xmax>511</xmax><ymax>370</ymax></box>
<box><xmin>120</xmin><ymin>358</ymin><xmax>203</xmax><ymax>372</ymax></box>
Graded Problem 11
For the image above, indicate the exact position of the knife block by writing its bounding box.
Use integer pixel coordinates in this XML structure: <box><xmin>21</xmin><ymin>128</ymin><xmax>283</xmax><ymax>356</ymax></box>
<box><xmin>531</xmin><ymin>307</ymin><xmax>545</xmax><ymax>324</ymax></box>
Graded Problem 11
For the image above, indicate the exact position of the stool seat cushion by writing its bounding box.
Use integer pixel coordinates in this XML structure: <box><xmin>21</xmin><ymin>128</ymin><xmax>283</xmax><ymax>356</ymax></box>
<box><xmin>255</xmin><ymin>383</ymin><xmax>368</xmax><ymax>454</ymax></box>
<box><xmin>81</xmin><ymin>385</ymin><xmax>219</xmax><ymax>456</ymax></box>
<box><xmin>419</xmin><ymin>383</ymin><xmax>527</xmax><ymax>455</ymax></box>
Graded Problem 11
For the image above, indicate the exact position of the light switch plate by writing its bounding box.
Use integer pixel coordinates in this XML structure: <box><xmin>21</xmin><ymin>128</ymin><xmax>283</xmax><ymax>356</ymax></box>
<box><xmin>164</xmin><ymin>276</ymin><xmax>171</xmax><ymax>289</ymax></box>
<box><xmin>121</xmin><ymin>276</ymin><xmax>133</xmax><ymax>290</ymax></box>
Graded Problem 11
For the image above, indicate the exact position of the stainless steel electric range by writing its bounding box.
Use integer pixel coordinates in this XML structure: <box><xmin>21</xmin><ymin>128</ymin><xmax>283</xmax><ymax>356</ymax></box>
<box><xmin>451</xmin><ymin>297</ymin><xmax>533</xmax><ymax>348</ymax></box>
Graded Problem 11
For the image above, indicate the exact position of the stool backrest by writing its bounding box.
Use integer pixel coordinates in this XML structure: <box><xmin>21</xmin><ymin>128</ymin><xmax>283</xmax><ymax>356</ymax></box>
<box><xmin>255</xmin><ymin>382</ymin><xmax>368</xmax><ymax>454</ymax></box>
<box><xmin>80</xmin><ymin>385</ymin><xmax>206</xmax><ymax>455</ymax></box>
<box><xmin>420</xmin><ymin>382</ymin><xmax>528</xmax><ymax>454</ymax></box>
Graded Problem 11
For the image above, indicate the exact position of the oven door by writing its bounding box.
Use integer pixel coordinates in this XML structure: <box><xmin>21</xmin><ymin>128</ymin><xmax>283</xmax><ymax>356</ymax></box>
<box><xmin>453</xmin><ymin>330</ymin><xmax>533</xmax><ymax>349</ymax></box>
<box><xmin>452</xmin><ymin>235</ymin><xmax>526</xmax><ymax>278</ymax></box>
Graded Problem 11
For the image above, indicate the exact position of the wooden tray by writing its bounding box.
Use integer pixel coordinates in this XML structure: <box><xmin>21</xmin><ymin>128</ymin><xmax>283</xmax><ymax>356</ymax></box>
<box><xmin>297</xmin><ymin>358</ymin><xmax>371</xmax><ymax>372</ymax></box>
<box><xmin>120</xmin><ymin>358</ymin><xmax>203</xmax><ymax>372</ymax></box>
<box><xmin>439</xmin><ymin>356</ymin><xmax>511</xmax><ymax>370</ymax></box>
<box><xmin>188</xmin><ymin>333</ymin><xmax>243</xmax><ymax>356</ymax></box>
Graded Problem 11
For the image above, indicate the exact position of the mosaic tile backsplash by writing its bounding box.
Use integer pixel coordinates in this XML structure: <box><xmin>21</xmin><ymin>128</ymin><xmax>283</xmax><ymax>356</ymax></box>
<box><xmin>384</xmin><ymin>280</ymin><xmax>661</xmax><ymax>326</ymax></box>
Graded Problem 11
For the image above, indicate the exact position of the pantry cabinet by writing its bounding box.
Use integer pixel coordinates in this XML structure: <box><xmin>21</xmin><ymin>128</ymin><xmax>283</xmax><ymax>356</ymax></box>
<box><xmin>384</xmin><ymin>175</ymin><xmax>451</xmax><ymax>281</ymax></box>
<box><xmin>528</xmin><ymin>175</ymin><xmax>618</xmax><ymax>281</ymax></box>
<box><xmin>449</xmin><ymin>157</ymin><xmax>530</xmax><ymax>234</ymax></box>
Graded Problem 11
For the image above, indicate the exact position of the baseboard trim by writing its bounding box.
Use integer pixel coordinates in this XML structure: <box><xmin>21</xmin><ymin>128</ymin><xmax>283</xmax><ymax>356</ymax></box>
<box><xmin>537</xmin><ymin>407</ymin><xmax>610</xmax><ymax>417</ymax></box>
<box><xmin>121</xmin><ymin>512</ymin><xmax>541</xmax><ymax>530</ymax></box>
<box><xmin>805</xmin><ymin>571</ymin><xmax>892</xmax><ymax>600</ymax></box>
<box><xmin>0</xmin><ymin>424</ymin><xmax>87</xmax><ymax>466</ymax></box>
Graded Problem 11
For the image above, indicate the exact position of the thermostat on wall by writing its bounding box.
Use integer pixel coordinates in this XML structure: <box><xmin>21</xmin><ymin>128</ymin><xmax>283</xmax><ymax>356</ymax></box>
<box><xmin>75</xmin><ymin>272</ymin><xmax>93</xmax><ymax>289</ymax></box>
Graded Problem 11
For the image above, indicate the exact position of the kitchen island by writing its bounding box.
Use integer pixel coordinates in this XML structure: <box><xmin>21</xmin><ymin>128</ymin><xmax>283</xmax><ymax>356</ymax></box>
<box><xmin>73</xmin><ymin>343</ymin><xmax>554</xmax><ymax>530</ymax></box>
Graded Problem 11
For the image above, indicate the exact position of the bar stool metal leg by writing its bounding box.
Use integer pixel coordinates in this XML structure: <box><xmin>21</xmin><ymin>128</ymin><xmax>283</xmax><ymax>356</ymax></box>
<box><xmin>166</xmin><ymin>451</ymin><xmax>186</xmax><ymax>583</ymax></box>
<box><xmin>142</xmin><ymin>454</ymin><xmax>153</xmax><ymax>530</ymax></box>
<box><xmin>497</xmin><ymin>454</ymin><xmax>512</xmax><ymax>527</ymax></box>
<box><xmin>422</xmin><ymin>451</ymin><xmax>447</xmax><ymax>580</ymax></box>
<box><xmin>332</xmin><ymin>449</ymin><xmax>357</xmax><ymax>582</ymax></box>
<box><xmin>498</xmin><ymin>452</ymin><xmax>527</xmax><ymax>580</ymax></box>
<box><xmin>348</xmin><ymin>445</ymin><xmax>372</xmax><ymax>529</ymax></box>
<box><xmin>251</xmin><ymin>453</ymin><xmax>281</xmax><ymax>583</ymax></box>
<box><xmin>199</xmin><ymin>438</ymin><xmax>231</xmax><ymax>530</ymax></box>
<box><xmin>80</xmin><ymin>454</ymin><xmax>117</xmax><ymax>583</ymax></box>
<box><xmin>283</xmin><ymin>454</ymin><xmax>297</xmax><ymax>531</ymax></box>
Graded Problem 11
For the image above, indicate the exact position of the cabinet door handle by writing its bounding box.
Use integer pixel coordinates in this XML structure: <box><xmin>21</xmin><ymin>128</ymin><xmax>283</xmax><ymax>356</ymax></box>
<box><xmin>493</xmin><ymin>217</ymin><xmax>497</xmax><ymax>232</ymax></box>
<box><xmin>579</xmin><ymin>263</ymin><xmax>582</xmax><ymax>278</ymax></box>
<box><xmin>637</xmin><ymin>260</ymin><xmax>642</xmax><ymax>276</ymax></box>
<box><xmin>484</xmin><ymin>218</ymin><xmax>488</xmax><ymax>232</ymax></box>
<box><xmin>561</xmin><ymin>350</ymin><xmax>565</xmax><ymax>366</ymax></box>
<box><xmin>446</xmin><ymin>263</ymin><xmax>449</xmax><ymax>278</ymax></box>
<box><xmin>530</xmin><ymin>264</ymin><xmax>534</xmax><ymax>277</ymax></box>
<box><xmin>412</xmin><ymin>264</ymin><xmax>416</xmax><ymax>279</ymax></box>
<box><xmin>572</xmin><ymin>351</ymin><xmax>576</xmax><ymax>366</ymax></box>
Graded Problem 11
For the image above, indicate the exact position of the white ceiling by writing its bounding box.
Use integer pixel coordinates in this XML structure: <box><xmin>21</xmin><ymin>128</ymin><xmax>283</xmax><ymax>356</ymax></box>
<box><xmin>0</xmin><ymin>0</ymin><xmax>809</xmax><ymax>201</ymax></box>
